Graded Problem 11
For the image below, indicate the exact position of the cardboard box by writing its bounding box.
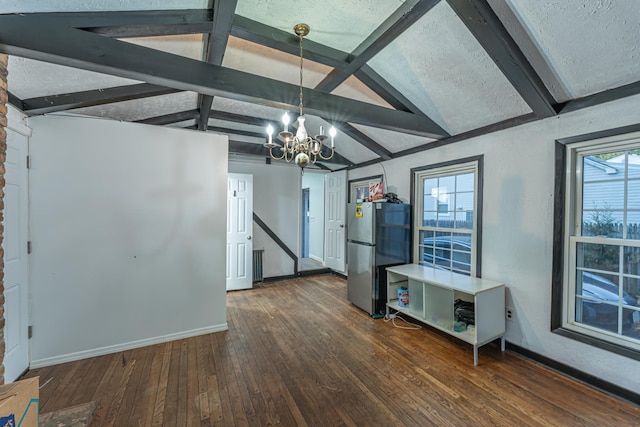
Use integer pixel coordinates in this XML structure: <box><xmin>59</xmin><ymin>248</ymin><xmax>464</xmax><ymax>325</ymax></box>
<box><xmin>0</xmin><ymin>377</ymin><xmax>39</xmax><ymax>427</ymax></box>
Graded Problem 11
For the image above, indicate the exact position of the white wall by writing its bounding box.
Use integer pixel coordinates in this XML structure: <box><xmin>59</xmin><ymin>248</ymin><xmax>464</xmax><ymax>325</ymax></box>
<box><xmin>349</xmin><ymin>94</ymin><xmax>640</xmax><ymax>394</ymax></box>
<box><xmin>228</xmin><ymin>160</ymin><xmax>301</xmax><ymax>278</ymax></box>
<box><xmin>302</xmin><ymin>171</ymin><xmax>325</xmax><ymax>261</ymax></box>
<box><xmin>28</xmin><ymin>114</ymin><xmax>228</xmax><ymax>367</ymax></box>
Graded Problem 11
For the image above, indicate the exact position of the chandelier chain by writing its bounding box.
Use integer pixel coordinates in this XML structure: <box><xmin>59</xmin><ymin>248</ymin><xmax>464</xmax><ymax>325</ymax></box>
<box><xmin>298</xmin><ymin>32</ymin><xmax>304</xmax><ymax>118</ymax></box>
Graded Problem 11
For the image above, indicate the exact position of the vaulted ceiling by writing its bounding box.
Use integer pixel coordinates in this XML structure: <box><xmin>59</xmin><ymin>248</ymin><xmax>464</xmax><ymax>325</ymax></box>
<box><xmin>2</xmin><ymin>0</ymin><xmax>639</xmax><ymax>170</ymax></box>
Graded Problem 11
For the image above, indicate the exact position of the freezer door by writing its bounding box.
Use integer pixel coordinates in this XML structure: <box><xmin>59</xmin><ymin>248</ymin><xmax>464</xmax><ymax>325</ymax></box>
<box><xmin>347</xmin><ymin>202</ymin><xmax>375</xmax><ymax>244</ymax></box>
<box><xmin>347</xmin><ymin>241</ymin><xmax>376</xmax><ymax>315</ymax></box>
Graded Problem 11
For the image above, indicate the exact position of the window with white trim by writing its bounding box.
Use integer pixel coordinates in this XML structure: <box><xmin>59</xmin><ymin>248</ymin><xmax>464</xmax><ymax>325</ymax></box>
<box><xmin>563</xmin><ymin>133</ymin><xmax>640</xmax><ymax>351</ymax></box>
<box><xmin>413</xmin><ymin>158</ymin><xmax>481</xmax><ymax>276</ymax></box>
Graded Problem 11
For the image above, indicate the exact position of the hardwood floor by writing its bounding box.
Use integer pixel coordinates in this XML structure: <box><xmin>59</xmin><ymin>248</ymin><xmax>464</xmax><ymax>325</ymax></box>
<box><xmin>24</xmin><ymin>275</ymin><xmax>639</xmax><ymax>426</ymax></box>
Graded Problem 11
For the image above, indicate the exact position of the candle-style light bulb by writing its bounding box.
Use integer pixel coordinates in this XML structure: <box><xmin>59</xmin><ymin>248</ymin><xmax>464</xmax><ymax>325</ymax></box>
<box><xmin>282</xmin><ymin>112</ymin><xmax>290</xmax><ymax>132</ymax></box>
<box><xmin>266</xmin><ymin>124</ymin><xmax>273</xmax><ymax>145</ymax></box>
<box><xmin>329</xmin><ymin>126</ymin><xmax>337</xmax><ymax>148</ymax></box>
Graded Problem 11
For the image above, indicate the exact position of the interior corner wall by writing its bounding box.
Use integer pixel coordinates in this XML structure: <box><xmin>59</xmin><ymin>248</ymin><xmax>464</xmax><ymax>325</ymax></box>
<box><xmin>348</xmin><ymin>94</ymin><xmax>640</xmax><ymax>394</ymax></box>
<box><xmin>228</xmin><ymin>160</ymin><xmax>300</xmax><ymax>278</ymax></box>
<box><xmin>28</xmin><ymin>114</ymin><xmax>228</xmax><ymax>367</ymax></box>
<box><xmin>301</xmin><ymin>171</ymin><xmax>325</xmax><ymax>261</ymax></box>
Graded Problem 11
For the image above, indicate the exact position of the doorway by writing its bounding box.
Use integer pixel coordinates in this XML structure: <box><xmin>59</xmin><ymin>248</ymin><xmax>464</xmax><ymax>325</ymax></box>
<box><xmin>299</xmin><ymin>172</ymin><xmax>326</xmax><ymax>272</ymax></box>
<box><xmin>226</xmin><ymin>173</ymin><xmax>253</xmax><ymax>291</ymax></box>
<box><xmin>301</xmin><ymin>188</ymin><xmax>310</xmax><ymax>258</ymax></box>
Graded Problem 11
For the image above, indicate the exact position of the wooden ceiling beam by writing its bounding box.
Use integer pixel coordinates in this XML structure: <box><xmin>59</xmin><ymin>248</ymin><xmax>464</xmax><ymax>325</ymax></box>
<box><xmin>446</xmin><ymin>0</ymin><xmax>557</xmax><ymax>118</ymax></box>
<box><xmin>227</xmin><ymin>140</ymin><xmax>351</xmax><ymax>166</ymax></box>
<box><xmin>314</xmin><ymin>0</ymin><xmax>440</xmax><ymax>93</ymax></box>
<box><xmin>231</xmin><ymin>16</ymin><xmax>351</xmax><ymax>70</ymax></box>
<box><xmin>21</xmin><ymin>83</ymin><xmax>181</xmax><ymax>116</ymax></box>
<box><xmin>198</xmin><ymin>1</ymin><xmax>238</xmax><ymax>131</ymax></box>
<box><xmin>0</xmin><ymin>14</ymin><xmax>446</xmax><ymax>138</ymax></box>
<box><xmin>44</xmin><ymin>9</ymin><xmax>213</xmax><ymax>38</ymax></box>
<box><xmin>135</xmin><ymin>109</ymin><xmax>199</xmax><ymax>125</ymax></box>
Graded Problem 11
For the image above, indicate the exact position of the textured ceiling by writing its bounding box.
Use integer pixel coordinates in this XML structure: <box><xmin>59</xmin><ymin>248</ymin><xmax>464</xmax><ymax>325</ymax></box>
<box><xmin>234</xmin><ymin>0</ymin><xmax>405</xmax><ymax>52</ymax></box>
<box><xmin>2</xmin><ymin>0</ymin><xmax>640</xmax><ymax>169</ymax></box>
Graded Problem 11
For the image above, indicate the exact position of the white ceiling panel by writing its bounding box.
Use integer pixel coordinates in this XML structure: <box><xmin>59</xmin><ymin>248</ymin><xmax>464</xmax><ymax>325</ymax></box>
<box><xmin>223</xmin><ymin>36</ymin><xmax>332</xmax><ymax>88</ymax></box>
<box><xmin>369</xmin><ymin>1</ymin><xmax>531</xmax><ymax>135</ymax></box>
<box><xmin>302</xmin><ymin>115</ymin><xmax>378</xmax><ymax>164</ymax></box>
<box><xmin>332</xmin><ymin>75</ymin><xmax>394</xmax><ymax>109</ymax></box>
<box><xmin>234</xmin><ymin>0</ymin><xmax>404</xmax><ymax>52</ymax></box>
<box><xmin>350</xmin><ymin>123</ymin><xmax>435</xmax><ymax>153</ymax></box>
<box><xmin>122</xmin><ymin>34</ymin><xmax>205</xmax><ymax>60</ymax></box>
<box><xmin>7</xmin><ymin>57</ymin><xmax>141</xmax><ymax>99</ymax></box>
<box><xmin>495</xmin><ymin>0</ymin><xmax>640</xmax><ymax>100</ymax></box>
<box><xmin>68</xmin><ymin>92</ymin><xmax>199</xmax><ymax>121</ymax></box>
<box><xmin>0</xmin><ymin>0</ymin><xmax>208</xmax><ymax>13</ymax></box>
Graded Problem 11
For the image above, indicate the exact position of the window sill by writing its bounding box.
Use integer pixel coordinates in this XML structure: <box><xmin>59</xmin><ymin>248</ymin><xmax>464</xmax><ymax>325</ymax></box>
<box><xmin>552</xmin><ymin>326</ymin><xmax>640</xmax><ymax>361</ymax></box>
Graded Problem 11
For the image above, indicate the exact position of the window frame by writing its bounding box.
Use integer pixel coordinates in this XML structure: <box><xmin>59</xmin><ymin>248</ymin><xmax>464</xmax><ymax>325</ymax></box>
<box><xmin>411</xmin><ymin>156</ymin><xmax>483</xmax><ymax>277</ymax></box>
<box><xmin>553</xmin><ymin>124</ymin><xmax>640</xmax><ymax>360</ymax></box>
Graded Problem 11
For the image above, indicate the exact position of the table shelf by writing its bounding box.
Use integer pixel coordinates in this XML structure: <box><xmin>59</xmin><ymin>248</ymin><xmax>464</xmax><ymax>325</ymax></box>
<box><xmin>386</xmin><ymin>264</ymin><xmax>505</xmax><ymax>366</ymax></box>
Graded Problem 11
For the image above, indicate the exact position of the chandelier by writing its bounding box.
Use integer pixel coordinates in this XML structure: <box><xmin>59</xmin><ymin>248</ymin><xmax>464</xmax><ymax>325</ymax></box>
<box><xmin>264</xmin><ymin>23</ymin><xmax>336</xmax><ymax>170</ymax></box>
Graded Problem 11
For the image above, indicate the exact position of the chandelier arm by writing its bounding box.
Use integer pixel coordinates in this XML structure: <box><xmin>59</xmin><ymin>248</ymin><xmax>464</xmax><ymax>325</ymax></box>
<box><xmin>317</xmin><ymin>147</ymin><xmax>335</xmax><ymax>160</ymax></box>
<box><xmin>284</xmin><ymin>147</ymin><xmax>293</xmax><ymax>163</ymax></box>
<box><xmin>269</xmin><ymin>146</ymin><xmax>287</xmax><ymax>160</ymax></box>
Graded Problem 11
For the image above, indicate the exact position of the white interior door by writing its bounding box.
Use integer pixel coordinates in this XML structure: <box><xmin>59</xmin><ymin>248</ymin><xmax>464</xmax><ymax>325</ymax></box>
<box><xmin>227</xmin><ymin>173</ymin><xmax>253</xmax><ymax>291</ymax></box>
<box><xmin>324</xmin><ymin>170</ymin><xmax>346</xmax><ymax>273</ymax></box>
<box><xmin>4</xmin><ymin>128</ymin><xmax>29</xmax><ymax>382</ymax></box>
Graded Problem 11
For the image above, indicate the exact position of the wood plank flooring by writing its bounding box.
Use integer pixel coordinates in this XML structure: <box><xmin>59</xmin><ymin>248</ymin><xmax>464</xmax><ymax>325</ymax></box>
<box><xmin>24</xmin><ymin>274</ymin><xmax>640</xmax><ymax>426</ymax></box>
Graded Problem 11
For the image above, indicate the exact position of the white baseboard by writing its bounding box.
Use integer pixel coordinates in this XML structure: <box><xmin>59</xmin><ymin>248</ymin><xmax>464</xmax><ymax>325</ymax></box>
<box><xmin>29</xmin><ymin>323</ymin><xmax>228</xmax><ymax>369</ymax></box>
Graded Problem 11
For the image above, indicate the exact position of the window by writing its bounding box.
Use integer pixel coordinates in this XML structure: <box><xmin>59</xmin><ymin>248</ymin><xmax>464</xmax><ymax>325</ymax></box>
<box><xmin>560</xmin><ymin>131</ymin><xmax>640</xmax><ymax>353</ymax></box>
<box><xmin>412</xmin><ymin>157</ymin><xmax>482</xmax><ymax>276</ymax></box>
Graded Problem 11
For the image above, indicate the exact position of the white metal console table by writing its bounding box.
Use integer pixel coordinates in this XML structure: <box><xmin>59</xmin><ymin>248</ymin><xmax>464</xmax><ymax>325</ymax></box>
<box><xmin>386</xmin><ymin>264</ymin><xmax>505</xmax><ymax>366</ymax></box>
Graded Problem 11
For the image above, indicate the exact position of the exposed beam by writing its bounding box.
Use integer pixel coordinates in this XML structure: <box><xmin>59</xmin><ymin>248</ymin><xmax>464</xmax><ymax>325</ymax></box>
<box><xmin>0</xmin><ymin>15</ymin><xmax>445</xmax><ymax>138</ymax></box>
<box><xmin>228</xmin><ymin>140</ymin><xmax>351</xmax><ymax>166</ymax></box>
<box><xmin>198</xmin><ymin>1</ymin><xmax>238</xmax><ymax>131</ymax></box>
<box><xmin>446</xmin><ymin>0</ymin><xmax>557</xmax><ymax>118</ymax></box>
<box><xmin>209</xmin><ymin>110</ymin><xmax>271</xmax><ymax>127</ymax></box>
<box><xmin>331</xmin><ymin>121</ymin><xmax>393</xmax><ymax>160</ymax></box>
<box><xmin>314</xmin><ymin>0</ymin><xmax>440</xmax><ymax>93</ymax></box>
<box><xmin>21</xmin><ymin>83</ymin><xmax>181</xmax><ymax>116</ymax></box>
<box><xmin>208</xmin><ymin>126</ymin><xmax>264</xmax><ymax>139</ymax></box>
<box><xmin>231</xmin><ymin>16</ymin><xmax>350</xmax><ymax>70</ymax></box>
<box><xmin>40</xmin><ymin>9</ymin><xmax>213</xmax><ymax>37</ymax></box>
<box><xmin>231</xmin><ymin>18</ymin><xmax>450</xmax><ymax>145</ymax></box>
<box><xmin>349</xmin><ymin>113</ymin><xmax>538</xmax><ymax>170</ymax></box>
<box><xmin>135</xmin><ymin>109</ymin><xmax>199</xmax><ymax>125</ymax></box>
<box><xmin>8</xmin><ymin>92</ymin><xmax>24</xmax><ymax>111</ymax></box>
<box><xmin>558</xmin><ymin>80</ymin><xmax>640</xmax><ymax>115</ymax></box>
<box><xmin>355</xmin><ymin>65</ymin><xmax>450</xmax><ymax>137</ymax></box>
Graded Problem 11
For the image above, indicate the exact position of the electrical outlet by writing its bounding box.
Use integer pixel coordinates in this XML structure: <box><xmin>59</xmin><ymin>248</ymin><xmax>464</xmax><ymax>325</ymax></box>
<box><xmin>506</xmin><ymin>307</ymin><xmax>515</xmax><ymax>322</ymax></box>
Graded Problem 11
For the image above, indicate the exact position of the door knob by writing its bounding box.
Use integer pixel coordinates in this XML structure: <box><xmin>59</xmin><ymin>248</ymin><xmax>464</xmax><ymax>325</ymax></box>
<box><xmin>247</xmin><ymin>236</ymin><xmax>252</xmax><ymax>240</ymax></box>
<box><xmin>339</xmin><ymin>224</ymin><xmax>344</xmax><ymax>228</ymax></box>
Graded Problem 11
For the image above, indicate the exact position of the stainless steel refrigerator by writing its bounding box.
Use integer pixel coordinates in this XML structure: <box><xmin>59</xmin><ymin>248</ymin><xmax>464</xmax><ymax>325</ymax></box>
<box><xmin>347</xmin><ymin>202</ymin><xmax>411</xmax><ymax>316</ymax></box>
